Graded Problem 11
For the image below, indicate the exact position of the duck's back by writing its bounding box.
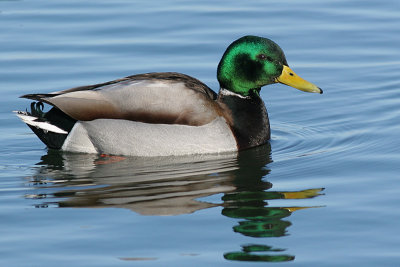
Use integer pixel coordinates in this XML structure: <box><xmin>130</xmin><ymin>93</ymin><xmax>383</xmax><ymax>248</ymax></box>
<box><xmin>22</xmin><ymin>72</ymin><xmax>221</xmax><ymax>126</ymax></box>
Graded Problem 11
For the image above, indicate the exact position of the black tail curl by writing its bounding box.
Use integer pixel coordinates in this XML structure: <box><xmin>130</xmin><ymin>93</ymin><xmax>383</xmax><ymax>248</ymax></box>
<box><xmin>25</xmin><ymin>102</ymin><xmax>77</xmax><ymax>149</ymax></box>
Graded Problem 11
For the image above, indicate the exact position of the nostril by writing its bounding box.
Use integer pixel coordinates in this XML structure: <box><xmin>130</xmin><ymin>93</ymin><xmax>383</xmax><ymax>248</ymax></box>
<box><xmin>289</xmin><ymin>72</ymin><xmax>294</xmax><ymax>76</ymax></box>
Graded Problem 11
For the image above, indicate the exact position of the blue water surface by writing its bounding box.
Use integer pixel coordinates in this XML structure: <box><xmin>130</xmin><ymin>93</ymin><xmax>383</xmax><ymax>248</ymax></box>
<box><xmin>1</xmin><ymin>0</ymin><xmax>400</xmax><ymax>266</ymax></box>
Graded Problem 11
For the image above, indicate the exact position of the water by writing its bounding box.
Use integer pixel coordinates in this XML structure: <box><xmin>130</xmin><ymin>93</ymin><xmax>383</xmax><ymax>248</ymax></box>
<box><xmin>1</xmin><ymin>0</ymin><xmax>400</xmax><ymax>266</ymax></box>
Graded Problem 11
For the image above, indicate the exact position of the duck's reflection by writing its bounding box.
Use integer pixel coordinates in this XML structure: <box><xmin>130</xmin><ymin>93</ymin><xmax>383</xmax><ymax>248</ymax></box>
<box><xmin>30</xmin><ymin>150</ymin><xmax>240</xmax><ymax>215</ymax></box>
<box><xmin>26</xmin><ymin>144</ymin><xmax>324</xmax><ymax>262</ymax></box>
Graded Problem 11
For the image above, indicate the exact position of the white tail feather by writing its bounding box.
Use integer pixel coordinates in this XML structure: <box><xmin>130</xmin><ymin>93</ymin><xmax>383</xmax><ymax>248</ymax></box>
<box><xmin>14</xmin><ymin>111</ymin><xmax>68</xmax><ymax>134</ymax></box>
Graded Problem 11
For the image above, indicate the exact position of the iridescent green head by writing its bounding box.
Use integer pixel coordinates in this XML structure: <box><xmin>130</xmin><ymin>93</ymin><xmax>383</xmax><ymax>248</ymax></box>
<box><xmin>217</xmin><ymin>35</ymin><xmax>322</xmax><ymax>96</ymax></box>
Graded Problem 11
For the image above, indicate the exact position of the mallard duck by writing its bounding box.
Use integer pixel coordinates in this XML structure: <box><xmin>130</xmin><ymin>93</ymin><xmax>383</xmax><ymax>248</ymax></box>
<box><xmin>16</xmin><ymin>35</ymin><xmax>322</xmax><ymax>157</ymax></box>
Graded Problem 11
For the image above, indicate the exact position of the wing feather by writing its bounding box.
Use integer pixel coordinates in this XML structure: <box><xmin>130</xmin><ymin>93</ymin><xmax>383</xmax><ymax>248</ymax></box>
<box><xmin>22</xmin><ymin>72</ymin><xmax>222</xmax><ymax>126</ymax></box>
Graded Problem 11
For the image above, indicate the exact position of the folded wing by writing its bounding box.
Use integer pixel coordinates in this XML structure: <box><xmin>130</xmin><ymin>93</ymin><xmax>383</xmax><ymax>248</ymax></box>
<box><xmin>21</xmin><ymin>72</ymin><xmax>222</xmax><ymax>126</ymax></box>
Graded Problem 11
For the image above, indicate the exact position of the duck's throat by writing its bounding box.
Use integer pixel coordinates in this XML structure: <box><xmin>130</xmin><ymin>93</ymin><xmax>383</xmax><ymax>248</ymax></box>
<box><xmin>218</xmin><ymin>88</ymin><xmax>270</xmax><ymax>150</ymax></box>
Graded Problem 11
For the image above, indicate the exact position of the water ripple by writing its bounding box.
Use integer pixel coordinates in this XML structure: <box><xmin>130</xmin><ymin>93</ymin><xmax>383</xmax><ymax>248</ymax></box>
<box><xmin>271</xmin><ymin>121</ymin><xmax>369</xmax><ymax>162</ymax></box>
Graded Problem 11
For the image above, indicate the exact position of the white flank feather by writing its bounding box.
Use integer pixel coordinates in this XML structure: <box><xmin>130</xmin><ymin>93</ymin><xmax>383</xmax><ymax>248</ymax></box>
<box><xmin>14</xmin><ymin>111</ymin><xmax>68</xmax><ymax>134</ymax></box>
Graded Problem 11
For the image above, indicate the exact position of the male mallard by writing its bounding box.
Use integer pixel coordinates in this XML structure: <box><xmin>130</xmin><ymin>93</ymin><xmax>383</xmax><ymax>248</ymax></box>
<box><xmin>16</xmin><ymin>35</ymin><xmax>322</xmax><ymax>156</ymax></box>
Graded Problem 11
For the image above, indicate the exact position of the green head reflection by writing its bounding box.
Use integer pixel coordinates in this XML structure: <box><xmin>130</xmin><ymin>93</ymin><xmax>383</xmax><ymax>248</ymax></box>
<box><xmin>222</xmin><ymin>146</ymin><xmax>324</xmax><ymax>262</ymax></box>
<box><xmin>224</xmin><ymin>244</ymin><xmax>295</xmax><ymax>262</ymax></box>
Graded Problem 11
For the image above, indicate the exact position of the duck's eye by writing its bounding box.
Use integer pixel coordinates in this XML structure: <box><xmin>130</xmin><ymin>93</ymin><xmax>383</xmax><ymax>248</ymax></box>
<box><xmin>257</xmin><ymin>54</ymin><xmax>273</xmax><ymax>61</ymax></box>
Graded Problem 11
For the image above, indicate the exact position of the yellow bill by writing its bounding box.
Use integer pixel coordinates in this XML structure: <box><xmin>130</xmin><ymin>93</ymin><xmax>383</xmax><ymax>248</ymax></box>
<box><xmin>276</xmin><ymin>65</ymin><xmax>323</xmax><ymax>94</ymax></box>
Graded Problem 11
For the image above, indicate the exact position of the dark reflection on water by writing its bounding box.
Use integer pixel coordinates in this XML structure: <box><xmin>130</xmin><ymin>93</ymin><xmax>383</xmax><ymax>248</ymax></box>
<box><xmin>25</xmin><ymin>144</ymin><xmax>324</xmax><ymax>262</ymax></box>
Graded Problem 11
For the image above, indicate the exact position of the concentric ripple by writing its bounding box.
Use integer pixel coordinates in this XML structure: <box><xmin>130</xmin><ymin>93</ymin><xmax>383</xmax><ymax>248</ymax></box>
<box><xmin>270</xmin><ymin>120</ymin><xmax>371</xmax><ymax>162</ymax></box>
